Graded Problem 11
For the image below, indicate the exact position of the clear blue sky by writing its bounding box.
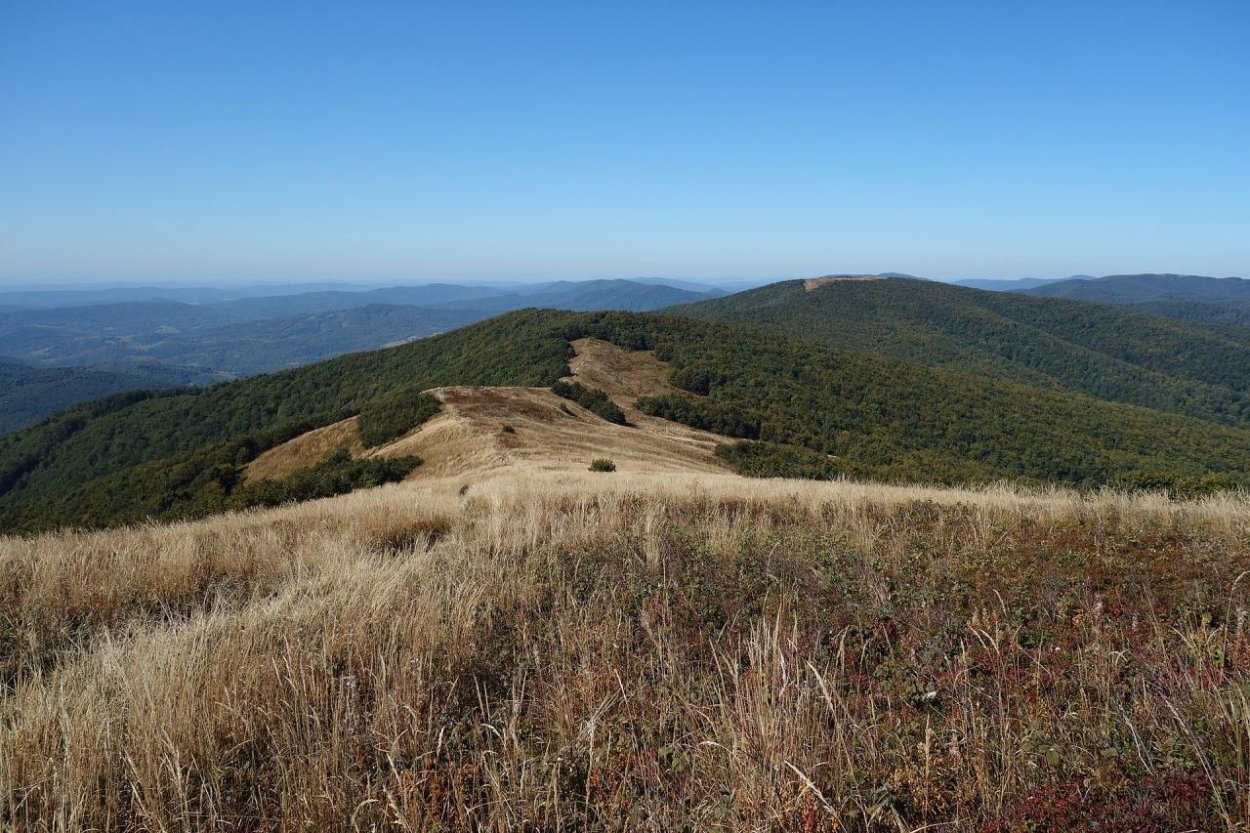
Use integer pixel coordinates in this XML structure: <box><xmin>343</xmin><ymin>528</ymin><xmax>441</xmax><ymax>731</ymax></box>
<box><xmin>2</xmin><ymin>0</ymin><xmax>1247</xmax><ymax>285</ymax></box>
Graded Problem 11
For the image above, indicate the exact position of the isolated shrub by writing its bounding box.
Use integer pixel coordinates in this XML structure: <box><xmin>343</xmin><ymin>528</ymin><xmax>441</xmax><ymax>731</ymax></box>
<box><xmin>501</xmin><ymin>424</ymin><xmax>516</xmax><ymax>434</ymax></box>
<box><xmin>589</xmin><ymin>458</ymin><xmax>616</xmax><ymax>472</ymax></box>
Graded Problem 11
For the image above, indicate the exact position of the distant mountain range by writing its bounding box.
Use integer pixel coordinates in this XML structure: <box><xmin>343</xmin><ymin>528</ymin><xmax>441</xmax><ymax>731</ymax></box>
<box><xmin>1022</xmin><ymin>273</ymin><xmax>1250</xmax><ymax>326</ymax></box>
<box><xmin>0</xmin><ymin>278</ymin><xmax>723</xmax><ymax>432</ymax></box>
<box><xmin>954</xmin><ymin>277</ymin><xmax>1080</xmax><ymax>291</ymax></box>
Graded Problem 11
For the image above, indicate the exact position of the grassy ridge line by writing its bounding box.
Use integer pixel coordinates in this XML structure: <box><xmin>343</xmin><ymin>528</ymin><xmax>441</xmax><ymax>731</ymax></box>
<box><xmin>2</xmin><ymin>473</ymin><xmax>1247</xmax><ymax>829</ymax></box>
<box><xmin>673</xmin><ymin>278</ymin><xmax>1250</xmax><ymax>426</ymax></box>
<box><xmin>1023</xmin><ymin>273</ymin><xmax>1250</xmax><ymax>327</ymax></box>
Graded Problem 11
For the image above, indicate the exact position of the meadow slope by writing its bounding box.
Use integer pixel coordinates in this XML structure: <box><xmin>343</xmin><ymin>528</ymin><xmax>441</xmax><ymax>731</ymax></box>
<box><xmin>2</xmin><ymin>468</ymin><xmax>1249</xmax><ymax>831</ymax></box>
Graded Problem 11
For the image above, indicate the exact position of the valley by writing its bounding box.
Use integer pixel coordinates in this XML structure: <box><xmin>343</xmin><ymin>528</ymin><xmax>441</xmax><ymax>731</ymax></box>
<box><xmin>0</xmin><ymin>279</ymin><xmax>724</xmax><ymax>431</ymax></box>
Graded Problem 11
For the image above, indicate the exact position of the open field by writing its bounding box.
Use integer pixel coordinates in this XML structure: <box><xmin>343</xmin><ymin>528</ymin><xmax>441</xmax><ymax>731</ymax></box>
<box><xmin>3</xmin><ymin>470</ymin><xmax>1250</xmax><ymax>831</ymax></box>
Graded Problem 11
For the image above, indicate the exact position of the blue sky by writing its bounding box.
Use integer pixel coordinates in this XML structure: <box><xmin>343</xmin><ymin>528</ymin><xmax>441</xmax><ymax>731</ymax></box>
<box><xmin>1</xmin><ymin>0</ymin><xmax>1247</xmax><ymax>285</ymax></box>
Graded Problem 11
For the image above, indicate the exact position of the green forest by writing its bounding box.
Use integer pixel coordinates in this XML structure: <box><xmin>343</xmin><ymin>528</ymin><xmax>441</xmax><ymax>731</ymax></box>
<box><xmin>674</xmin><ymin>278</ymin><xmax>1250</xmax><ymax>427</ymax></box>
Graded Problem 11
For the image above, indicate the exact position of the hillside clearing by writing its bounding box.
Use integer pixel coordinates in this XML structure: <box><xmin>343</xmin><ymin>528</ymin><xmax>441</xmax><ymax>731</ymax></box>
<box><xmin>246</xmin><ymin>337</ymin><xmax>734</xmax><ymax>483</ymax></box>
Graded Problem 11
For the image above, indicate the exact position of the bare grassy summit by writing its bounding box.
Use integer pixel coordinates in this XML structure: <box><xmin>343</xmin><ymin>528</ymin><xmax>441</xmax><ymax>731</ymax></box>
<box><xmin>246</xmin><ymin>337</ymin><xmax>733</xmax><ymax>482</ymax></box>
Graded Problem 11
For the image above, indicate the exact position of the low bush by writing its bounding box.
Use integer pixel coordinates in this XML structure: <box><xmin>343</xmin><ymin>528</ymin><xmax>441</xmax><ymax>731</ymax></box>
<box><xmin>358</xmin><ymin>391</ymin><xmax>442</xmax><ymax>448</ymax></box>
<box><xmin>714</xmin><ymin>440</ymin><xmax>840</xmax><ymax>480</ymax></box>
<box><xmin>551</xmin><ymin>380</ymin><xmax>628</xmax><ymax>425</ymax></box>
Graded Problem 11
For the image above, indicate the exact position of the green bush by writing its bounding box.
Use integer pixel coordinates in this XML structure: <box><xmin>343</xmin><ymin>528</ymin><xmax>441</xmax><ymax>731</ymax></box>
<box><xmin>589</xmin><ymin>458</ymin><xmax>616</xmax><ymax>472</ymax></box>
<box><xmin>551</xmin><ymin>380</ymin><xmax>628</xmax><ymax>425</ymax></box>
<box><xmin>714</xmin><ymin>441</ymin><xmax>840</xmax><ymax>480</ymax></box>
<box><xmin>232</xmin><ymin>451</ymin><xmax>421</xmax><ymax>509</ymax></box>
<box><xmin>358</xmin><ymin>392</ymin><xmax>442</xmax><ymax>448</ymax></box>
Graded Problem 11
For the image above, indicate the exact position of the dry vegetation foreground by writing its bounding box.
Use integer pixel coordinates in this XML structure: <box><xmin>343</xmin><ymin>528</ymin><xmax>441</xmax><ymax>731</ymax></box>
<box><xmin>3</xmin><ymin>471</ymin><xmax>1250</xmax><ymax>831</ymax></box>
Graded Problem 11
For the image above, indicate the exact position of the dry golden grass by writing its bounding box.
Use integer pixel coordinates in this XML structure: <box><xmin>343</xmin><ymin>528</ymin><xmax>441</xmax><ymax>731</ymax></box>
<box><xmin>245</xmin><ymin>417</ymin><xmax>365</xmax><ymax>481</ymax></box>
<box><xmin>3</xmin><ymin>469</ymin><xmax>1250</xmax><ymax>830</ymax></box>
<box><xmin>243</xmin><ymin>338</ymin><xmax>733</xmax><ymax>485</ymax></box>
<box><xmin>563</xmin><ymin>337</ymin><xmax>681</xmax><ymax>415</ymax></box>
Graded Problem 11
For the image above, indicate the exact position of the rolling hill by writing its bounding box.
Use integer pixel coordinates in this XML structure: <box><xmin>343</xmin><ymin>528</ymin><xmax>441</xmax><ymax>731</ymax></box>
<box><xmin>7</xmin><ymin>306</ymin><xmax>1250</xmax><ymax>532</ymax></box>
<box><xmin>672</xmin><ymin>277</ymin><xmax>1250</xmax><ymax>428</ymax></box>
<box><xmin>1023</xmin><ymin>273</ymin><xmax>1250</xmax><ymax>326</ymax></box>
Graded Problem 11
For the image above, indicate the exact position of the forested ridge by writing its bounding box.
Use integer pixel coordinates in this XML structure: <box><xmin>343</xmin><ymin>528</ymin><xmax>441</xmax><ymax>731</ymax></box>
<box><xmin>0</xmin><ymin>311</ymin><xmax>574</xmax><ymax>531</ymax></box>
<box><xmin>673</xmin><ymin>278</ymin><xmax>1250</xmax><ymax>426</ymax></box>
<box><xmin>567</xmin><ymin>312</ymin><xmax>1250</xmax><ymax>492</ymax></box>
<box><xmin>7</xmin><ymin>302</ymin><xmax>1250</xmax><ymax>532</ymax></box>
<box><xmin>1023</xmin><ymin>273</ymin><xmax>1250</xmax><ymax>327</ymax></box>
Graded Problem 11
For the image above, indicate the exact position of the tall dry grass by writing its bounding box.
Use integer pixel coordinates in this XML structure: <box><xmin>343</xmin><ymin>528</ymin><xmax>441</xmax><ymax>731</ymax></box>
<box><xmin>2</xmin><ymin>471</ymin><xmax>1249</xmax><ymax>831</ymax></box>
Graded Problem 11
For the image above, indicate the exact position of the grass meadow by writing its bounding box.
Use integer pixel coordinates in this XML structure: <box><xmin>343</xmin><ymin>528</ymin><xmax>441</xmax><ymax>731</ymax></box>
<box><xmin>2</xmin><ymin>471</ymin><xmax>1249</xmax><ymax>831</ymax></box>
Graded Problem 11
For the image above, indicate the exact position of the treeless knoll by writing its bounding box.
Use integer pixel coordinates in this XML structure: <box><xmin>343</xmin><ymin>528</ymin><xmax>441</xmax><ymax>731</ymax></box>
<box><xmin>563</xmin><ymin>336</ymin><xmax>680</xmax><ymax>412</ymax></box>
<box><xmin>2</xmin><ymin>470</ymin><xmax>1249</xmax><ymax>830</ymax></box>
<box><xmin>375</xmin><ymin>383</ymin><xmax>728</xmax><ymax>478</ymax></box>
<box><xmin>243</xmin><ymin>337</ymin><xmax>733</xmax><ymax>482</ymax></box>
<box><xmin>803</xmin><ymin>274</ymin><xmax>882</xmax><ymax>291</ymax></box>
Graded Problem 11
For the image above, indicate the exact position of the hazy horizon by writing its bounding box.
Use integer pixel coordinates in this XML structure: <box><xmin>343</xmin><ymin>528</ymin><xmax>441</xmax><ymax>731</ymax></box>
<box><xmin>3</xmin><ymin>1</ymin><xmax>1247</xmax><ymax>285</ymax></box>
<box><xmin>2</xmin><ymin>270</ymin><xmax>1247</xmax><ymax>295</ymax></box>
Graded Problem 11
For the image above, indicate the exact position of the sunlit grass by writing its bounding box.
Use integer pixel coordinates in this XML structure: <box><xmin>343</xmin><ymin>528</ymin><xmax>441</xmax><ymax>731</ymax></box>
<box><xmin>2</xmin><ymin>471</ymin><xmax>1248</xmax><ymax>830</ymax></box>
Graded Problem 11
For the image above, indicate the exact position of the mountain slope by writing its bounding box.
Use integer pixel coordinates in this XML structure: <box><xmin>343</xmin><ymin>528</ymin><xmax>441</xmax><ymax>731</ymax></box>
<box><xmin>0</xmin><ymin>360</ymin><xmax>209</xmax><ymax>435</ymax></box>
<box><xmin>245</xmin><ymin>336</ymin><xmax>731</xmax><ymax>482</ymax></box>
<box><xmin>8</xmin><ymin>308</ymin><xmax>1250</xmax><ymax>531</ymax></box>
<box><xmin>0</xmin><ymin>311</ymin><xmax>575</xmax><ymax>517</ymax></box>
<box><xmin>1024</xmin><ymin>273</ymin><xmax>1250</xmax><ymax>326</ymax></box>
<box><xmin>673</xmin><ymin>278</ymin><xmax>1250</xmax><ymax>428</ymax></box>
